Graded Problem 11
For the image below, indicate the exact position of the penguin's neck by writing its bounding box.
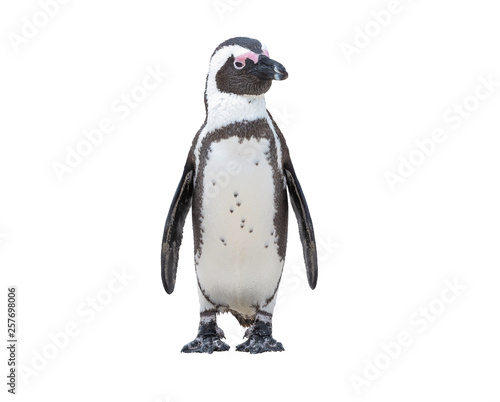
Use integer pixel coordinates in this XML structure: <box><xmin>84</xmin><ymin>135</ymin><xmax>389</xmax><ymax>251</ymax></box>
<box><xmin>205</xmin><ymin>90</ymin><xmax>268</xmax><ymax>133</ymax></box>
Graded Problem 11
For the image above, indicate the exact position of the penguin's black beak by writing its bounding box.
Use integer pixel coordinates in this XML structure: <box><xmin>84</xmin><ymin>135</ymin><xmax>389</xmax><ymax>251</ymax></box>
<box><xmin>250</xmin><ymin>55</ymin><xmax>288</xmax><ymax>81</ymax></box>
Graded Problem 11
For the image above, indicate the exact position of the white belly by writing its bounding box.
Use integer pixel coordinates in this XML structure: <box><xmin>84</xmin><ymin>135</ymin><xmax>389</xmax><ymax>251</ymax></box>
<box><xmin>195</xmin><ymin>136</ymin><xmax>283</xmax><ymax>315</ymax></box>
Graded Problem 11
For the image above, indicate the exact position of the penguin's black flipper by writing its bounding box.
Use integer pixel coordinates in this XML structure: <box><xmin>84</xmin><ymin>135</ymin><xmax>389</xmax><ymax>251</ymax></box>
<box><xmin>161</xmin><ymin>162</ymin><xmax>195</xmax><ymax>294</ymax></box>
<box><xmin>284</xmin><ymin>160</ymin><xmax>318</xmax><ymax>289</ymax></box>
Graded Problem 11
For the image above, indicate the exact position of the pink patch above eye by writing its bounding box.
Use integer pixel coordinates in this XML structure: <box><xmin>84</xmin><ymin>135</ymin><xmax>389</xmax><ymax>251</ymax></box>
<box><xmin>234</xmin><ymin>51</ymin><xmax>260</xmax><ymax>66</ymax></box>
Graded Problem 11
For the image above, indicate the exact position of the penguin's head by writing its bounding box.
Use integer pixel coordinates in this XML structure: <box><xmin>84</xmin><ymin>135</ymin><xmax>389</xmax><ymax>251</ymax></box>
<box><xmin>205</xmin><ymin>37</ymin><xmax>288</xmax><ymax>100</ymax></box>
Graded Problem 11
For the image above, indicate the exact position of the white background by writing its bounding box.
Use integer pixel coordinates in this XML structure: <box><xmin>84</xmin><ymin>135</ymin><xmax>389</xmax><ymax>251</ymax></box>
<box><xmin>1</xmin><ymin>0</ymin><xmax>500</xmax><ymax>401</ymax></box>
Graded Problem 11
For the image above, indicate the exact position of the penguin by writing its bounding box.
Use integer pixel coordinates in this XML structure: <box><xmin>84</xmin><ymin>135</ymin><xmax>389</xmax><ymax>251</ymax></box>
<box><xmin>161</xmin><ymin>37</ymin><xmax>317</xmax><ymax>354</ymax></box>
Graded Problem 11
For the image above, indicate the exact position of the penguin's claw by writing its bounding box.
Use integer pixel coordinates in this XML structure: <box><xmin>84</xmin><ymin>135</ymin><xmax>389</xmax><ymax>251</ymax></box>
<box><xmin>181</xmin><ymin>335</ymin><xmax>230</xmax><ymax>354</ymax></box>
<box><xmin>181</xmin><ymin>321</ymin><xmax>230</xmax><ymax>353</ymax></box>
<box><xmin>236</xmin><ymin>320</ymin><xmax>284</xmax><ymax>354</ymax></box>
<box><xmin>235</xmin><ymin>335</ymin><xmax>284</xmax><ymax>354</ymax></box>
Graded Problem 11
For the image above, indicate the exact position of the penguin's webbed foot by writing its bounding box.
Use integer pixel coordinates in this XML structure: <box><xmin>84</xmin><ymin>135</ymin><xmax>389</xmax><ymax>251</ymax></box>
<box><xmin>235</xmin><ymin>320</ymin><xmax>284</xmax><ymax>354</ymax></box>
<box><xmin>181</xmin><ymin>321</ymin><xmax>230</xmax><ymax>354</ymax></box>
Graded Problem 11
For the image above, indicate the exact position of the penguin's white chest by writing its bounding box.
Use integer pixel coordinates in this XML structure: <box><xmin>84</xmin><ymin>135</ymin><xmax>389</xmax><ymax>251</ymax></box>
<box><xmin>195</xmin><ymin>136</ymin><xmax>283</xmax><ymax>314</ymax></box>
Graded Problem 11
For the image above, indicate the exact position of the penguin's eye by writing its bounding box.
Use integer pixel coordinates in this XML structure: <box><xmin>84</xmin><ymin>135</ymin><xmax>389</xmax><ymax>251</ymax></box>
<box><xmin>233</xmin><ymin>60</ymin><xmax>245</xmax><ymax>70</ymax></box>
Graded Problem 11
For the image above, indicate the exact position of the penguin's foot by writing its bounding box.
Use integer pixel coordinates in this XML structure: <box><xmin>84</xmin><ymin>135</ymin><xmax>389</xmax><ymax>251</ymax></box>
<box><xmin>181</xmin><ymin>321</ymin><xmax>230</xmax><ymax>354</ymax></box>
<box><xmin>236</xmin><ymin>320</ymin><xmax>284</xmax><ymax>354</ymax></box>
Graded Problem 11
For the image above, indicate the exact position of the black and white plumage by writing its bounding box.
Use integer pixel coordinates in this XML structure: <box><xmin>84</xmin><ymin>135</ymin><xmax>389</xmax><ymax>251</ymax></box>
<box><xmin>161</xmin><ymin>37</ymin><xmax>317</xmax><ymax>353</ymax></box>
